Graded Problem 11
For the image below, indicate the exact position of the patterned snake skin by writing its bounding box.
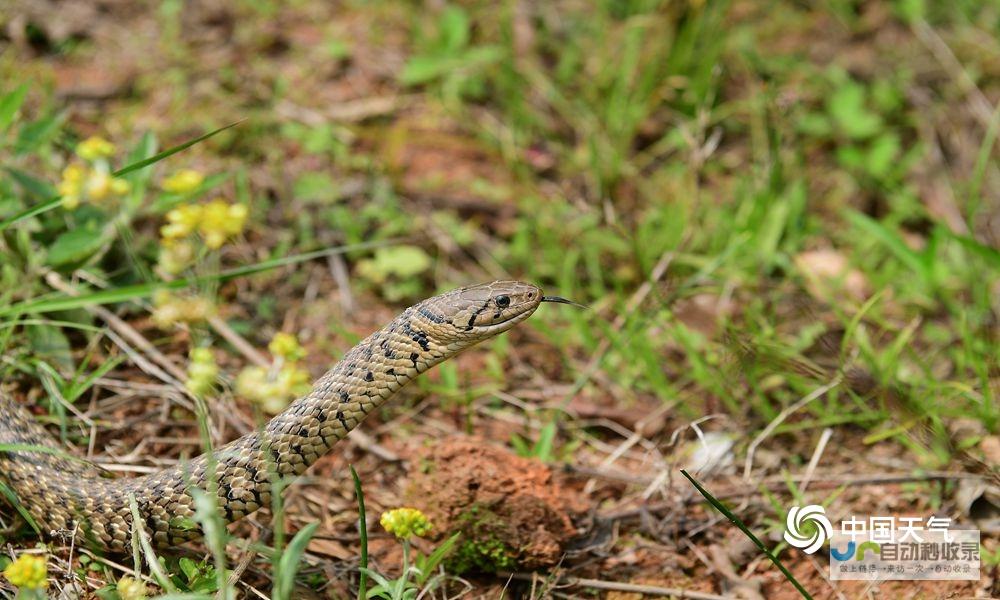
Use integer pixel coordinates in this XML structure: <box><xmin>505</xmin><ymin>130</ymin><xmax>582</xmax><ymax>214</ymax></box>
<box><xmin>0</xmin><ymin>281</ymin><xmax>557</xmax><ymax>552</ymax></box>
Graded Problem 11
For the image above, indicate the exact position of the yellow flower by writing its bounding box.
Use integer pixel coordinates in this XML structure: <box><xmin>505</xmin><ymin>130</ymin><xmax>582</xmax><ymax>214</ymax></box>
<box><xmin>161</xmin><ymin>204</ymin><xmax>203</xmax><ymax>241</ymax></box>
<box><xmin>199</xmin><ymin>199</ymin><xmax>248</xmax><ymax>249</ymax></box>
<box><xmin>151</xmin><ymin>291</ymin><xmax>215</xmax><ymax>327</ymax></box>
<box><xmin>76</xmin><ymin>136</ymin><xmax>116</xmax><ymax>161</ymax></box>
<box><xmin>380</xmin><ymin>508</ymin><xmax>432</xmax><ymax>540</ymax></box>
<box><xmin>58</xmin><ymin>164</ymin><xmax>86</xmax><ymax>209</ymax></box>
<box><xmin>158</xmin><ymin>239</ymin><xmax>195</xmax><ymax>274</ymax></box>
<box><xmin>277</xmin><ymin>363</ymin><xmax>311</xmax><ymax>397</ymax></box>
<box><xmin>85</xmin><ymin>170</ymin><xmax>113</xmax><ymax>202</ymax></box>
<box><xmin>268</xmin><ymin>332</ymin><xmax>307</xmax><ymax>362</ymax></box>
<box><xmin>2</xmin><ymin>553</ymin><xmax>47</xmax><ymax>589</ymax></box>
<box><xmin>116</xmin><ymin>576</ymin><xmax>149</xmax><ymax>600</ymax></box>
<box><xmin>185</xmin><ymin>348</ymin><xmax>219</xmax><ymax>398</ymax></box>
<box><xmin>111</xmin><ymin>177</ymin><xmax>131</xmax><ymax>196</ymax></box>
<box><xmin>162</xmin><ymin>169</ymin><xmax>205</xmax><ymax>194</ymax></box>
<box><xmin>61</xmin><ymin>194</ymin><xmax>81</xmax><ymax>210</ymax></box>
<box><xmin>235</xmin><ymin>364</ymin><xmax>311</xmax><ymax>414</ymax></box>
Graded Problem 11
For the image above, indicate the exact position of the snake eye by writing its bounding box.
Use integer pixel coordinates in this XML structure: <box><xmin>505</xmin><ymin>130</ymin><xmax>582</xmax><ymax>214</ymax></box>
<box><xmin>495</xmin><ymin>295</ymin><xmax>511</xmax><ymax>308</ymax></box>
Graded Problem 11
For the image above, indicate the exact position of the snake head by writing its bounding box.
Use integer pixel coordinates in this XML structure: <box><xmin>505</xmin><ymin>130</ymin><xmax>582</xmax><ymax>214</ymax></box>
<box><xmin>420</xmin><ymin>281</ymin><xmax>543</xmax><ymax>343</ymax></box>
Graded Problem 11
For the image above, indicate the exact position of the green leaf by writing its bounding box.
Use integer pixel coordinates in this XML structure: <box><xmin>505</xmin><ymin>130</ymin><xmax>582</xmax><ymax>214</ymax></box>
<box><xmin>46</xmin><ymin>226</ymin><xmax>107</xmax><ymax>268</ymax></box>
<box><xmin>5</xmin><ymin>166</ymin><xmax>58</xmax><ymax>201</ymax></box>
<box><xmin>356</xmin><ymin>245</ymin><xmax>432</xmax><ymax>282</ymax></box>
<box><xmin>414</xmin><ymin>533</ymin><xmax>461</xmax><ymax>586</ymax></box>
<box><xmin>401</xmin><ymin>47</ymin><xmax>504</xmax><ymax>86</ymax></box>
<box><xmin>440</xmin><ymin>6</ymin><xmax>470</xmax><ymax>52</ymax></box>
<box><xmin>401</xmin><ymin>55</ymin><xmax>454</xmax><ymax>86</ymax></box>
<box><xmin>15</xmin><ymin>111</ymin><xmax>65</xmax><ymax>154</ymax></box>
<box><xmin>273</xmin><ymin>521</ymin><xmax>320</xmax><ymax>600</ymax></box>
<box><xmin>827</xmin><ymin>82</ymin><xmax>882</xmax><ymax>140</ymax></box>
<box><xmin>535</xmin><ymin>420</ymin><xmax>557</xmax><ymax>462</ymax></box>
<box><xmin>179</xmin><ymin>557</ymin><xmax>200</xmax><ymax>582</ymax></box>
<box><xmin>0</xmin><ymin>83</ymin><xmax>29</xmax><ymax>133</ymax></box>
<box><xmin>866</xmin><ymin>132</ymin><xmax>900</xmax><ymax>178</ymax></box>
<box><xmin>845</xmin><ymin>211</ymin><xmax>928</xmax><ymax>280</ymax></box>
<box><xmin>25</xmin><ymin>322</ymin><xmax>73</xmax><ymax>371</ymax></box>
<box><xmin>293</xmin><ymin>172</ymin><xmax>339</xmax><ymax>204</ymax></box>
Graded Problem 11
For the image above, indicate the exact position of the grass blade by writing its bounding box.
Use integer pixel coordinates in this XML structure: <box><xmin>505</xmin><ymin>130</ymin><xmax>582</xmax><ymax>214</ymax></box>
<box><xmin>0</xmin><ymin>83</ymin><xmax>29</xmax><ymax>132</ymax></box>
<box><xmin>0</xmin><ymin>196</ymin><xmax>61</xmax><ymax>232</ymax></box>
<box><xmin>350</xmin><ymin>465</ymin><xmax>369</xmax><ymax>600</ymax></box>
<box><xmin>0</xmin><ymin>238</ymin><xmax>404</xmax><ymax>317</ymax></box>
<box><xmin>0</xmin><ymin>480</ymin><xmax>40</xmax><ymax>534</ymax></box>
<box><xmin>113</xmin><ymin>120</ymin><xmax>243</xmax><ymax>178</ymax></box>
<box><xmin>680</xmin><ymin>469</ymin><xmax>813</xmax><ymax>600</ymax></box>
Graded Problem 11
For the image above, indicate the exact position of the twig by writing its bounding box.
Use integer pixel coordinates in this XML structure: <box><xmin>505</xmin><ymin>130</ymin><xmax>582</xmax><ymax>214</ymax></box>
<box><xmin>222</xmin><ymin>529</ymin><xmax>272</xmax><ymax>597</ymax></box>
<box><xmin>596</xmin><ymin>470</ymin><xmax>987</xmax><ymax>520</ymax></box>
<box><xmin>208</xmin><ymin>315</ymin><xmax>270</xmax><ymax>368</ymax></box>
<box><xmin>347</xmin><ymin>429</ymin><xmax>400</xmax><ymax>462</ymax></box>
<box><xmin>276</xmin><ymin>95</ymin><xmax>414</xmax><ymax>124</ymax></box>
<box><xmin>800</xmin><ymin>428</ymin><xmax>833</xmax><ymax>493</ymax></box>
<box><xmin>743</xmin><ymin>375</ymin><xmax>842</xmax><ymax>480</ymax></box>
<box><xmin>43</xmin><ymin>271</ymin><xmax>187</xmax><ymax>385</ymax></box>
<box><xmin>497</xmin><ymin>571</ymin><xmax>728</xmax><ymax>599</ymax></box>
<box><xmin>913</xmin><ymin>20</ymin><xmax>995</xmax><ymax>128</ymax></box>
<box><xmin>327</xmin><ymin>254</ymin><xmax>356</xmax><ymax>313</ymax></box>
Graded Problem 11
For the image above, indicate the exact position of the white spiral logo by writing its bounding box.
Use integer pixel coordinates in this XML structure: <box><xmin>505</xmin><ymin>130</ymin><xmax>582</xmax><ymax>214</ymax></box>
<box><xmin>783</xmin><ymin>504</ymin><xmax>832</xmax><ymax>554</ymax></box>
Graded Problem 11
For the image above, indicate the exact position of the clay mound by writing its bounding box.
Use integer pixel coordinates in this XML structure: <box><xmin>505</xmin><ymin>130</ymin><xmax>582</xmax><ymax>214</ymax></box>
<box><xmin>405</xmin><ymin>437</ymin><xmax>581</xmax><ymax>571</ymax></box>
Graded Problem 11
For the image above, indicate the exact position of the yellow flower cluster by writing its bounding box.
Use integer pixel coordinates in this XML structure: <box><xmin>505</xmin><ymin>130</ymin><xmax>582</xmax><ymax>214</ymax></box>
<box><xmin>158</xmin><ymin>239</ymin><xmax>196</xmax><ymax>275</ymax></box>
<box><xmin>76</xmin><ymin>136</ymin><xmax>116</xmax><ymax>160</ymax></box>
<box><xmin>116</xmin><ymin>576</ymin><xmax>149</xmax><ymax>600</ymax></box>
<box><xmin>185</xmin><ymin>347</ymin><xmax>219</xmax><ymax>398</ymax></box>
<box><xmin>268</xmin><ymin>332</ymin><xmax>307</xmax><ymax>362</ymax></box>
<box><xmin>161</xmin><ymin>169</ymin><xmax>204</xmax><ymax>194</ymax></box>
<box><xmin>151</xmin><ymin>290</ymin><xmax>215</xmax><ymax>328</ymax></box>
<box><xmin>2</xmin><ymin>554</ymin><xmax>47</xmax><ymax>590</ymax></box>
<box><xmin>235</xmin><ymin>332</ymin><xmax>311</xmax><ymax>414</ymax></box>
<box><xmin>161</xmin><ymin>199</ymin><xmax>248</xmax><ymax>250</ymax></box>
<box><xmin>58</xmin><ymin>136</ymin><xmax>130</xmax><ymax>210</ymax></box>
<box><xmin>380</xmin><ymin>507</ymin><xmax>432</xmax><ymax>540</ymax></box>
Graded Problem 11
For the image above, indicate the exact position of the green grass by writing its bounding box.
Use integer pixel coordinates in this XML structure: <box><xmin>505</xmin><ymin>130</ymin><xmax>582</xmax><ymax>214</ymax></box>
<box><xmin>0</xmin><ymin>0</ymin><xmax>997</xmax><ymax>597</ymax></box>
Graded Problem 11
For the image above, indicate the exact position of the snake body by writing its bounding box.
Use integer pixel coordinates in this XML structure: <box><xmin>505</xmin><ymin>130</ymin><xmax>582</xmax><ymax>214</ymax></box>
<box><xmin>0</xmin><ymin>281</ymin><xmax>550</xmax><ymax>551</ymax></box>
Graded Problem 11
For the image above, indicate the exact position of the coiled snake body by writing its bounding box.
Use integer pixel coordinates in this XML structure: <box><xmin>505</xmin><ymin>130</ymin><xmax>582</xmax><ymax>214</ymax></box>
<box><xmin>0</xmin><ymin>281</ymin><xmax>559</xmax><ymax>552</ymax></box>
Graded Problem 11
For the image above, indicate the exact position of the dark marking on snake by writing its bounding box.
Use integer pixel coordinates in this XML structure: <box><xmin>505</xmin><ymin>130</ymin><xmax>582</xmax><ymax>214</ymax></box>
<box><xmin>336</xmin><ymin>410</ymin><xmax>349</xmax><ymax>430</ymax></box>
<box><xmin>465</xmin><ymin>299</ymin><xmax>492</xmax><ymax>331</ymax></box>
<box><xmin>418</xmin><ymin>307</ymin><xmax>445</xmax><ymax>324</ymax></box>
<box><xmin>412</xmin><ymin>331</ymin><xmax>430</xmax><ymax>351</ymax></box>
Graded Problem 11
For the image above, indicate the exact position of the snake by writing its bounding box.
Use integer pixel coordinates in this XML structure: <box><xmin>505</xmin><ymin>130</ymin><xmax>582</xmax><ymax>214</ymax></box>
<box><xmin>0</xmin><ymin>281</ymin><xmax>571</xmax><ymax>552</ymax></box>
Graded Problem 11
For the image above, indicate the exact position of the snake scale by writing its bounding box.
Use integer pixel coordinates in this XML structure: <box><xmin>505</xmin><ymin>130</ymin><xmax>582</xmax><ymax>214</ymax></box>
<box><xmin>0</xmin><ymin>281</ymin><xmax>567</xmax><ymax>552</ymax></box>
